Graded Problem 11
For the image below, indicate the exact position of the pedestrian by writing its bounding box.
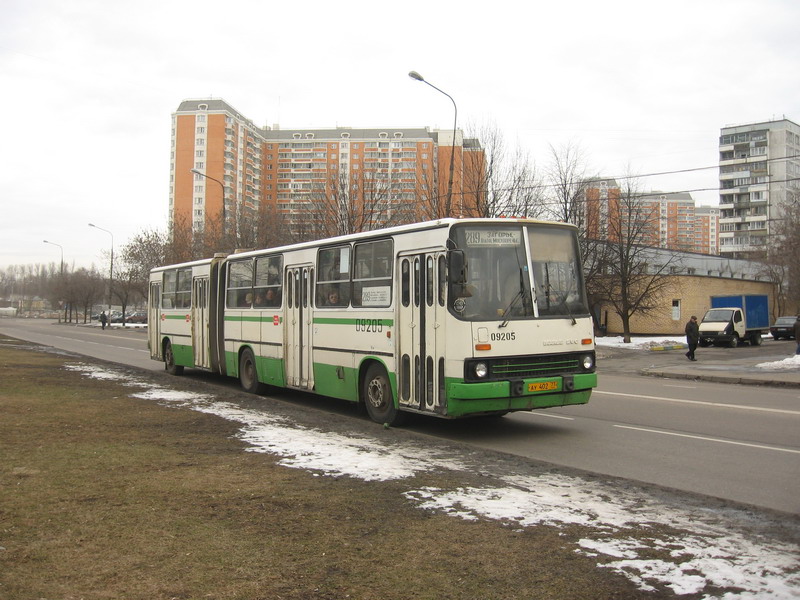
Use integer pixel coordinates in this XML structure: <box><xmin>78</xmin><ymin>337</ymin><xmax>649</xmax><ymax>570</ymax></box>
<box><xmin>99</xmin><ymin>311</ymin><xmax>108</xmax><ymax>330</ymax></box>
<box><xmin>685</xmin><ymin>315</ymin><xmax>699</xmax><ymax>361</ymax></box>
<box><xmin>794</xmin><ymin>315</ymin><xmax>800</xmax><ymax>355</ymax></box>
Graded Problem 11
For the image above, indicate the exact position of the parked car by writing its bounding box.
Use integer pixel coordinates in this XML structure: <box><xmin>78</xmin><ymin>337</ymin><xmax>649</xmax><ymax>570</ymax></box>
<box><xmin>127</xmin><ymin>311</ymin><xmax>147</xmax><ymax>324</ymax></box>
<box><xmin>770</xmin><ymin>316</ymin><xmax>798</xmax><ymax>340</ymax></box>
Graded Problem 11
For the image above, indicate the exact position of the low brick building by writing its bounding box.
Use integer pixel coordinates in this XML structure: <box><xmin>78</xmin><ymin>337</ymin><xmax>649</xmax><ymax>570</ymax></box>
<box><xmin>593</xmin><ymin>249</ymin><xmax>792</xmax><ymax>336</ymax></box>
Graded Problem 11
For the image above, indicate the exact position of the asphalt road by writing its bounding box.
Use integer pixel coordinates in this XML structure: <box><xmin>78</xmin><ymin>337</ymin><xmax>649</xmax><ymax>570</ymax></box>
<box><xmin>2</xmin><ymin>318</ymin><xmax>798</xmax><ymax>514</ymax></box>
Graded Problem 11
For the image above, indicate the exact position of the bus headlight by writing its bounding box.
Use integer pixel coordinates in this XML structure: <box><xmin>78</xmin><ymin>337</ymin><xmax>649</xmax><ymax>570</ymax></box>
<box><xmin>582</xmin><ymin>354</ymin><xmax>594</xmax><ymax>370</ymax></box>
<box><xmin>474</xmin><ymin>362</ymin><xmax>488</xmax><ymax>378</ymax></box>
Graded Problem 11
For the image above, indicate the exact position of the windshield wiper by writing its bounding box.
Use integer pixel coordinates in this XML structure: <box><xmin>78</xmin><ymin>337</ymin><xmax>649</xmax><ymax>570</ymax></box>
<box><xmin>499</xmin><ymin>268</ymin><xmax>527</xmax><ymax>328</ymax></box>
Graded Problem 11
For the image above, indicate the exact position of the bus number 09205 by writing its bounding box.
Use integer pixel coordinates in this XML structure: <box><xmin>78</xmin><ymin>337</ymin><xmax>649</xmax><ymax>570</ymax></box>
<box><xmin>355</xmin><ymin>319</ymin><xmax>383</xmax><ymax>333</ymax></box>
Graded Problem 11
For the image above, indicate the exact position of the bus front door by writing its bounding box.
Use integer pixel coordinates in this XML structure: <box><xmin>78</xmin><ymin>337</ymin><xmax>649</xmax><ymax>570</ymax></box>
<box><xmin>284</xmin><ymin>265</ymin><xmax>314</xmax><ymax>390</ymax></box>
<box><xmin>397</xmin><ymin>252</ymin><xmax>447</xmax><ymax>415</ymax></box>
<box><xmin>192</xmin><ymin>276</ymin><xmax>210</xmax><ymax>369</ymax></box>
<box><xmin>148</xmin><ymin>281</ymin><xmax>161</xmax><ymax>361</ymax></box>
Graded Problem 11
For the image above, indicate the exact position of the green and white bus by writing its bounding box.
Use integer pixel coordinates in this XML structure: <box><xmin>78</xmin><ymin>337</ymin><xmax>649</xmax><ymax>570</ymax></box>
<box><xmin>148</xmin><ymin>218</ymin><xmax>597</xmax><ymax>424</ymax></box>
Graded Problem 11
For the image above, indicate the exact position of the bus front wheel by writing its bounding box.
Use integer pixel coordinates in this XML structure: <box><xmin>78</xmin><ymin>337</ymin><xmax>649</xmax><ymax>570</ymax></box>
<box><xmin>239</xmin><ymin>348</ymin><xmax>263</xmax><ymax>394</ymax></box>
<box><xmin>164</xmin><ymin>341</ymin><xmax>184</xmax><ymax>376</ymax></box>
<box><xmin>362</xmin><ymin>364</ymin><xmax>405</xmax><ymax>426</ymax></box>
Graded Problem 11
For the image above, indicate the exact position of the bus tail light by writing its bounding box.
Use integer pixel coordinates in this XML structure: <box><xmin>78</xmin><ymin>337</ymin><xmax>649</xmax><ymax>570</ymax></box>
<box><xmin>475</xmin><ymin>343</ymin><xmax>491</xmax><ymax>351</ymax></box>
<box><xmin>582</xmin><ymin>338</ymin><xmax>593</xmax><ymax>345</ymax></box>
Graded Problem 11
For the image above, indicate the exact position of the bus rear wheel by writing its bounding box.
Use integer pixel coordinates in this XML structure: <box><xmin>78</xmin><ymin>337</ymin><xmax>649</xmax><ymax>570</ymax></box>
<box><xmin>164</xmin><ymin>341</ymin><xmax>184</xmax><ymax>376</ymax></box>
<box><xmin>362</xmin><ymin>364</ymin><xmax>405</xmax><ymax>426</ymax></box>
<box><xmin>239</xmin><ymin>348</ymin><xmax>263</xmax><ymax>394</ymax></box>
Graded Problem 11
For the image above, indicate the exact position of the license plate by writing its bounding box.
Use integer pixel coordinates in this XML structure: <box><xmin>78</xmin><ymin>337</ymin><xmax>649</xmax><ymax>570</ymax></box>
<box><xmin>528</xmin><ymin>380</ymin><xmax>559</xmax><ymax>392</ymax></box>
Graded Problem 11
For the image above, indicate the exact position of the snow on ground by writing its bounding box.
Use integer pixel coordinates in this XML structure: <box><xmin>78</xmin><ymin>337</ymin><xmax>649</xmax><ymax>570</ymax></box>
<box><xmin>63</xmin><ymin>362</ymin><xmax>800</xmax><ymax>598</ymax></box>
<box><xmin>596</xmin><ymin>335</ymin><xmax>800</xmax><ymax>370</ymax></box>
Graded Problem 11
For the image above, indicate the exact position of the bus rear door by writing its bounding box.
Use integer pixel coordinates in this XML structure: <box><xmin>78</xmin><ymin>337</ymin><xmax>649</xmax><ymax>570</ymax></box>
<box><xmin>192</xmin><ymin>276</ymin><xmax>210</xmax><ymax>369</ymax></box>
<box><xmin>148</xmin><ymin>280</ymin><xmax>162</xmax><ymax>361</ymax></box>
<box><xmin>284</xmin><ymin>265</ymin><xmax>314</xmax><ymax>390</ymax></box>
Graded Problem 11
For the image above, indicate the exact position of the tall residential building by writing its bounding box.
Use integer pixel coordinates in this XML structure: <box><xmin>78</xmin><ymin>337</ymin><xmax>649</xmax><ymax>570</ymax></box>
<box><xmin>693</xmin><ymin>205</ymin><xmax>720</xmax><ymax>255</ymax></box>
<box><xmin>583</xmin><ymin>180</ymin><xmax>707</xmax><ymax>252</ymax></box>
<box><xmin>718</xmin><ymin>118</ymin><xmax>800</xmax><ymax>258</ymax></box>
<box><xmin>170</xmin><ymin>98</ymin><xmax>481</xmax><ymax>239</ymax></box>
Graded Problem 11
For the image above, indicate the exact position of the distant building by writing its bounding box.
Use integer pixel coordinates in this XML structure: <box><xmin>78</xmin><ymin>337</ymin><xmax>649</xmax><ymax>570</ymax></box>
<box><xmin>170</xmin><ymin>98</ymin><xmax>483</xmax><ymax>238</ymax></box>
<box><xmin>718</xmin><ymin>118</ymin><xmax>800</xmax><ymax>258</ymax></box>
<box><xmin>693</xmin><ymin>205</ymin><xmax>720</xmax><ymax>255</ymax></box>
<box><xmin>583</xmin><ymin>180</ymin><xmax>713</xmax><ymax>254</ymax></box>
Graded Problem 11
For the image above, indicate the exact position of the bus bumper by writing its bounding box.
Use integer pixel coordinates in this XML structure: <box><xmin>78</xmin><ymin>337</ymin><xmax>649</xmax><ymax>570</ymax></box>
<box><xmin>445</xmin><ymin>372</ymin><xmax>597</xmax><ymax>417</ymax></box>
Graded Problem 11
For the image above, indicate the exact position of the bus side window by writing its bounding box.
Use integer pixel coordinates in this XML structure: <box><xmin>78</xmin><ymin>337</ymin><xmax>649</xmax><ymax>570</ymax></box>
<box><xmin>352</xmin><ymin>239</ymin><xmax>392</xmax><ymax>307</ymax></box>
<box><xmin>401</xmin><ymin>259</ymin><xmax>410</xmax><ymax>307</ymax></box>
<box><xmin>227</xmin><ymin>260</ymin><xmax>254</xmax><ymax>309</ymax></box>
<box><xmin>316</xmin><ymin>246</ymin><xmax>351</xmax><ymax>308</ymax></box>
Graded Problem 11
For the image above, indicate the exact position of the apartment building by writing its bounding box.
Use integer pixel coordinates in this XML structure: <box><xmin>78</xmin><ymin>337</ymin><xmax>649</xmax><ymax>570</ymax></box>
<box><xmin>583</xmin><ymin>180</ymin><xmax>709</xmax><ymax>253</ymax></box>
<box><xmin>718</xmin><ymin>118</ymin><xmax>800</xmax><ymax>258</ymax></box>
<box><xmin>693</xmin><ymin>205</ymin><xmax>720</xmax><ymax>255</ymax></box>
<box><xmin>170</xmin><ymin>98</ymin><xmax>480</xmax><ymax>239</ymax></box>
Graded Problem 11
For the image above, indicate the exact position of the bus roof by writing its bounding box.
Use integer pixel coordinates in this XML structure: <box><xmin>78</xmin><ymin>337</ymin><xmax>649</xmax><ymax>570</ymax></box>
<box><xmin>151</xmin><ymin>218</ymin><xmax>577</xmax><ymax>271</ymax></box>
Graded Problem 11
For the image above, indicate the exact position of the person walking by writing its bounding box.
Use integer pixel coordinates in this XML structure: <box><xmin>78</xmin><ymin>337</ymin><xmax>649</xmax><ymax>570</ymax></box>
<box><xmin>99</xmin><ymin>311</ymin><xmax>108</xmax><ymax>330</ymax></box>
<box><xmin>685</xmin><ymin>315</ymin><xmax>699</xmax><ymax>361</ymax></box>
<box><xmin>794</xmin><ymin>315</ymin><xmax>800</xmax><ymax>355</ymax></box>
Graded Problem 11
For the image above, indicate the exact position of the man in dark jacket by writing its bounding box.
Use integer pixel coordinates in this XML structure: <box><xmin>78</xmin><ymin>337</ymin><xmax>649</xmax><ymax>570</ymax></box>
<box><xmin>685</xmin><ymin>315</ymin><xmax>699</xmax><ymax>361</ymax></box>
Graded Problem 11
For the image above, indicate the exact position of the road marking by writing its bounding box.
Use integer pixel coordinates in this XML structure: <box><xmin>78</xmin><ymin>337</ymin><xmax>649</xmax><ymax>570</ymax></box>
<box><xmin>520</xmin><ymin>412</ymin><xmax>574</xmax><ymax>420</ymax></box>
<box><xmin>50</xmin><ymin>334</ymin><xmax>149</xmax><ymax>353</ymax></box>
<box><xmin>614</xmin><ymin>425</ymin><xmax>800</xmax><ymax>455</ymax></box>
<box><xmin>594</xmin><ymin>390</ymin><xmax>800</xmax><ymax>416</ymax></box>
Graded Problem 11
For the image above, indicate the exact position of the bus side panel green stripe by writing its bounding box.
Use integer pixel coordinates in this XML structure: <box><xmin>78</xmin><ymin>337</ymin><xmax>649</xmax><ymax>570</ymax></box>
<box><xmin>313</xmin><ymin>317</ymin><xmax>394</xmax><ymax>326</ymax></box>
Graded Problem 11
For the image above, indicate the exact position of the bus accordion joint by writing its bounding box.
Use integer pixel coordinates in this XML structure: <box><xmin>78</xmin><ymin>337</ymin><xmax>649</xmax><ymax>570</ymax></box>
<box><xmin>475</xmin><ymin>343</ymin><xmax>492</xmax><ymax>351</ymax></box>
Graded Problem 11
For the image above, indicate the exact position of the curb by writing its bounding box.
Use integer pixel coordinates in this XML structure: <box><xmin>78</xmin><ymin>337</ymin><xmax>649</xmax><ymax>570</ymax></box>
<box><xmin>646</xmin><ymin>344</ymin><xmax>687</xmax><ymax>352</ymax></box>
<box><xmin>641</xmin><ymin>368</ymin><xmax>800</xmax><ymax>388</ymax></box>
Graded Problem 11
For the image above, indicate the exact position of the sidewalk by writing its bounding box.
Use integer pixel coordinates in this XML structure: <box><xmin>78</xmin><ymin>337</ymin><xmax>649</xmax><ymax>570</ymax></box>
<box><xmin>641</xmin><ymin>351</ymin><xmax>800</xmax><ymax>387</ymax></box>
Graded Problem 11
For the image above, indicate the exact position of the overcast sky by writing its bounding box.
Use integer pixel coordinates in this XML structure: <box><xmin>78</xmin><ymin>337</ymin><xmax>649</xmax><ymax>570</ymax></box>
<box><xmin>2</xmin><ymin>0</ymin><xmax>798</xmax><ymax>270</ymax></box>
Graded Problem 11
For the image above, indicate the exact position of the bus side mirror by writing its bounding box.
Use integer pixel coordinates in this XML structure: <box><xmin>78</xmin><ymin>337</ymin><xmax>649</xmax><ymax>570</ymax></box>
<box><xmin>448</xmin><ymin>250</ymin><xmax>469</xmax><ymax>298</ymax></box>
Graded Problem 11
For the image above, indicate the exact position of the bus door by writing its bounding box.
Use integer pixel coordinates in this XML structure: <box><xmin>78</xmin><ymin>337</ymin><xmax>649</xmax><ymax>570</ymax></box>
<box><xmin>191</xmin><ymin>276</ymin><xmax>210</xmax><ymax>369</ymax></box>
<box><xmin>148</xmin><ymin>280</ymin><xmax>161</xmax><ymax>361</ymax></box>
<box><xmin>397</xmin><ymin>252</ymin><xmax>447</xmax><ymax>414</ymax></box>
<box><xmin>284</xmin><ymin>265</ymin><xmax>314</xmax><ymax>390</ymax></box>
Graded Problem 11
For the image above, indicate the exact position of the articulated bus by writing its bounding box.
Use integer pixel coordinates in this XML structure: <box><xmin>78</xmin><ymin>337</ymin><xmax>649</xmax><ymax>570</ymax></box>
<box><xmin>148</xmin><ymin>218</ymin><xmax>597</xmax><ymax>424</ymax></box>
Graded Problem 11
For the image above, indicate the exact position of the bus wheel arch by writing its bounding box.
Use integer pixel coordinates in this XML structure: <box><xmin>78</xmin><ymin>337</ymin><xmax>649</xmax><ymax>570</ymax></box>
<box><xmin>360</xmin><ymin>360</ymin><xmax>405</xmax><ymax>426</ymax></box>
<box><xmin>238</xmin><ymin>346</ymin><xmax>263</xmax><ymax>394</ymax></box>
<box><xmin>163</xmin><ymin>339</ymin><xmax>184</xmax><ymax>376</ymax></box>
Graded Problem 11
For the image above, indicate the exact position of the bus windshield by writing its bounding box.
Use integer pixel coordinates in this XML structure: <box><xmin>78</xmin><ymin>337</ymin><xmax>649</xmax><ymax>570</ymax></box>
<box><xmin>450</xmin><ymin>223</ymin><xmax>588</xmax><ymax>321</ymax></box>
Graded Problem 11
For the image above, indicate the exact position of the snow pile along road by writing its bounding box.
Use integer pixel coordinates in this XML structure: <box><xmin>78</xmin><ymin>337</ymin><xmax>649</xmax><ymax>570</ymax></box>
<box><xmin>65</xmin><ymin>362</ymin><xmax>800</xmax><ymax>598</ymax></box>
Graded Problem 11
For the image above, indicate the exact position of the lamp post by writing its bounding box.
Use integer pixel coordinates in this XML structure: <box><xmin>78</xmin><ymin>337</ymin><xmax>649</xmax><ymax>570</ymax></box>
<box><xmin>409</xmin><ymin>70</ymin><xmax>458</xmax><ymax>217</ymax></box>
<box><xmin>44</xmin><ymin>239</ymin><xmax>65</xmax><ymax>322</ymax></box>
<box><xmin>88</xmin><ymin>223</ymin><xmax>114</xmax><ymax>311</ymax></box>
<box><xmin>42</xmin><ymin>239</ymin><xmax>64</xmax><ymax>275</ymax></box>
<box><xmin>191</xmin><ymin>168</ymin><xmax>227</xmax><ymax>241</ymax></box>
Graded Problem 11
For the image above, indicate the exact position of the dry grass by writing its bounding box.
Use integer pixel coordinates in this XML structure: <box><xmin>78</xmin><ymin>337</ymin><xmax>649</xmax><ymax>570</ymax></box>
<box><xmin>0</xmin><ymin>336</ymin><xmax>656</xmax><ymax>599</ymax></box>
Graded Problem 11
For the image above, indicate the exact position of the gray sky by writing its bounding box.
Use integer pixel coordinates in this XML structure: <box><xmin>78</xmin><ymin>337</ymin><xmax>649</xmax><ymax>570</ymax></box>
<box><xmin>2</xmin><ymin>0</ymin><xmax>798</xmax><ymax>270</ymax></box>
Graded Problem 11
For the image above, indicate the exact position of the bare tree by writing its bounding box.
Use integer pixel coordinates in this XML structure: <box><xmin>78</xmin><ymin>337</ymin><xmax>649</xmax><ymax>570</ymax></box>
<box><xmin>461</xmin><ymin>121</ymin><xmax>544</xmax><ymax>219</ymax></box>
<box><xmin>590</xmin><ymin>177</ymin><xmax>681</xmax><ymax>342</ymax></box>
<box><xmin>770</xmin><ymin>191</ymin><xmax>800</xmax><ymax>312</ymax></box>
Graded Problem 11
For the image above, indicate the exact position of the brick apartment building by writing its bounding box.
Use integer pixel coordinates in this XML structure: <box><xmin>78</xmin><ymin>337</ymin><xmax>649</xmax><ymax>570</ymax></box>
<box><xmin>170</xmin><ymin>98</ymin><xmax>483</xmax><ymax>240</ymax></box>
<box><xmin>583</xmin><ymin>179</ymin><xmax>720</xmax><ymax>254</ymax></box>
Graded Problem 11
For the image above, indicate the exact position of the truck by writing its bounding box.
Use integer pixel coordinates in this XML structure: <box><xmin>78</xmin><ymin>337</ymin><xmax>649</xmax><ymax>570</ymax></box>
<box><xmin>698</xmin><ymin>294</ymin><xmax>769</xmax><ymax>348</ymax></box>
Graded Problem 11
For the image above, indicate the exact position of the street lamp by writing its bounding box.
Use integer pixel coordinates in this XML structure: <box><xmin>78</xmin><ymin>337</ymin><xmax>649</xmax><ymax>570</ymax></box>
<box><xmin>409</xmin><ymin>70</ymin><xmax>458</xmax><ymax>216</ymax></box>
<box><xmin>42</xmin><ymin>239</ymin><xmax>64</xmax><ymax>275</ymax></box>
<box><xmin>44</xmin><ymin>239</ymin><xmax>66</xmax><ymax>322</ymax></box>
<box><xmin>191</xmin><ymin>168</ymin><xmax>226</xmax><ymax>239</ymax></box>
<box><xmin>88</xmin><ymin>223</ymin><xmax>114</xmax><ymax>311</ymax></box>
